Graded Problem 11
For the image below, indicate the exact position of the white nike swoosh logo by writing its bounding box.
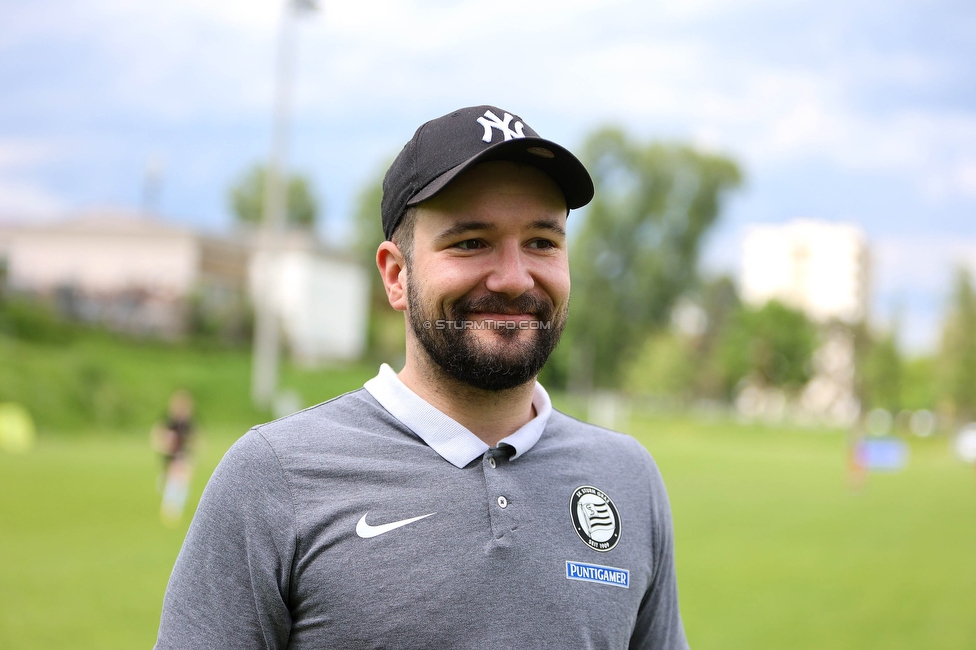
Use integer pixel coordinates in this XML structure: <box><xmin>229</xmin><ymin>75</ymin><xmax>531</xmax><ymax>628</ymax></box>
<box><xmin>355</xmin><ymin>512</ymin><xmax>436</xmax><ymax>538</ymax></box>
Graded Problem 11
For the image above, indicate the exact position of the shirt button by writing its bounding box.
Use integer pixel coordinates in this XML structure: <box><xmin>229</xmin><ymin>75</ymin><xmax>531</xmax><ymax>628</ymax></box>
<box><xmin>497</xmin><ymin>495</ymin><xmax>508</xmax><ymax>509</ymax></box>
<box><xmin>488</xmin><ymin>457</ymin><xmax>496</xmax><ymax>468</ymax></box>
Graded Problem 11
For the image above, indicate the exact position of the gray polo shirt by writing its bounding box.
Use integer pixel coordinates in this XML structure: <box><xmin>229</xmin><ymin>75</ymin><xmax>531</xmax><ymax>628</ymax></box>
<box><xmin>155</xmin><ymin>367</ymin><xmax>688</xmax><ymax>649</ymax></box>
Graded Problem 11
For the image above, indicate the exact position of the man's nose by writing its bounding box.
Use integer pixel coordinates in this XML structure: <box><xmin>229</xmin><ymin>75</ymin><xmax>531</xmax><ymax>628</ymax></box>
<box><xmin>484</xmin><ymin>242</ymin><xmax>534</xmax><ymax>299</ymax></box>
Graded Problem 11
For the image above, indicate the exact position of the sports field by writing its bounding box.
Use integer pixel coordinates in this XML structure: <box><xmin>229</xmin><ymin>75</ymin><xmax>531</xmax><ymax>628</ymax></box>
<box><xmin>1</xmin><ymin>413</ymin><xmax>974</xmax><ymax>647</ymax></box>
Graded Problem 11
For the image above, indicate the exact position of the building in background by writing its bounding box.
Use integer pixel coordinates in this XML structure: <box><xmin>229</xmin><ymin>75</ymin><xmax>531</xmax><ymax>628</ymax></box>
<box><xmin>4</xmin><ymin>211</ymin><xmax>248</xmax><ymax>337</ymax></box>
<box><xmin>738</xmin><ymin>218</ymin><xmax>870</xmax><ymax>426</ymax></box>
<box><xmin>741</xmin><ymin>218</ymin><xmax>870</xmax><ymax>323</ymax></box>
<box><xmin>248</xmin><ymin>232</ymin><xmax>368</xmax><ymax>365</ymax></box>
<box><xmin>0</xmin><ymin>211</ymin><xmax>368</xmax><ymax>362</ymax></box>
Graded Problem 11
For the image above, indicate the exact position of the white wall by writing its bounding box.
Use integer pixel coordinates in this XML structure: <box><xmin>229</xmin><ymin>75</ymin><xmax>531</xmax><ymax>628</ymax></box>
<box><xmin>251</xmin><ymin>249</ymin><xmax>369</xmax><ymax>363</ymax></box>
<box><xmin>741</xmin><ymin>219</ymin><xmax>869</xmax><ymax>323</ymax></box>
<box><xmin>9</xmin><ymin>231</ymin><xmax>199</xmax><ymax>296</ymax></box>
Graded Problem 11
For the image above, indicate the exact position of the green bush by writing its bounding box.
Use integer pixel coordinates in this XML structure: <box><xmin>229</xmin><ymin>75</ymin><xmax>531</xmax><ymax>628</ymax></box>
<box><xmin>0</xmin><ymin>297</ymin><xmax>75</xmax><ymax>344</ymax></box>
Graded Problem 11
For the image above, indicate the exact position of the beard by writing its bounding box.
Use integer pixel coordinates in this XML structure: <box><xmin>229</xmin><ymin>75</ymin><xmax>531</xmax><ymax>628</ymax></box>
<box><xmin>407</xmin><ymin>279</ymin><xmax>567</xmax><ymax>391</ymax></box>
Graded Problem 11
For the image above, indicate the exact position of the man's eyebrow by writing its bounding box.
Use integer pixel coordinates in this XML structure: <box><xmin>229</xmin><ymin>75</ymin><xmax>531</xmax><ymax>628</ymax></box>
<box><xmin>435</xmin><ymin>221</ymin><xmax>496</xmax><ymax>241</ymax></box>
<box><xmin>435</xmin><ymin>218</ymin><xmax>566</xmax><ymax>241</ymax></box>
<box><xmin>529</xmin><ymin>219</ymin><xmax>566</xmax><ymax>237</ymax></box>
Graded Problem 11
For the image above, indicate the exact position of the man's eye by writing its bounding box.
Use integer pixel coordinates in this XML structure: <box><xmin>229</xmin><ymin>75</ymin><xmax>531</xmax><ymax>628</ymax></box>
<box><xmin>453</xmin><ymin>239</ymin><xmax>484</xmax><ymax>251</ymax></box>
<box><xmin>527</xmin><ymin>239</ymin><xmax>556</xmax><ymax>250</ymax></box>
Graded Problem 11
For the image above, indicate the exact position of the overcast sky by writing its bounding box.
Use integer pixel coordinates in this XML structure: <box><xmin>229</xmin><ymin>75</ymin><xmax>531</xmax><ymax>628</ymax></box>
<box><xmin>2</xmin><ymin>0</ymin><xmax>974</xmax><ymax>352</ymax></box>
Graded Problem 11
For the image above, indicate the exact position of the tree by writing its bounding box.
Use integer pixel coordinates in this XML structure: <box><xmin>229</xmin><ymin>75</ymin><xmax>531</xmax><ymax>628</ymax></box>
<box><xmin>861</xmin><ymin>329</ymin><xmax>903</xmax><ymax>412</ymax></box>
<box><xmin>622</xmin><ymin>275</ymin><xmax>742</xmax><ymax>401</ymax></box>
<box><xmin>717</xmin><ymin>300</ymin><xmax>817</xmax><ymax>395</ymax></box>
<box><xmin>684</xmin><ymin>275</ymin><xmax>741</xmax><ymax>399</ymax></box>
<box><xmin>563</xmin><ymin>127</ymin><xmax>742</xmax><ymax>389</ymax></box>
<box><xmin>229</xmin><ymin>164</ymin><xmax>319</xmax><ymax>228</ymax></box>
<box><xmin>937</xmin><ymin>268</ymin><xmax>976</xmax><ymax>423</ymax></box>
<box><xmin>623</xmin><ymin>331</ymin><xmax>697</xmax><ymax>400</ymax></box>
<box><xmin>352</xmin><ymin>163</ymin><xmax>387</xmax><ymax>264</ymax></box>
<box><xmin>901</xmin><ymin>355</ymin><xmax>938</xmax><ymax>411</ymax></box>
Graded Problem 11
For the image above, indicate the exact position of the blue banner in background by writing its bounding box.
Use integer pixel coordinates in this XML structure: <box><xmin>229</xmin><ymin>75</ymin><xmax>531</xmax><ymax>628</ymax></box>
<box><xmin>857</xmin><ymin>437</ymin><xmax>909</xmax><ymax>471</ymax></box>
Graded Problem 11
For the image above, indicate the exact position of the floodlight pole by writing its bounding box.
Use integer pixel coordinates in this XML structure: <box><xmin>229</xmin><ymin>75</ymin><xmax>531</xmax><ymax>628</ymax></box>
<box><xmin>251</xmin><ymin>0</ymin><xmax>317</xmax><ymax>409</ymax></box>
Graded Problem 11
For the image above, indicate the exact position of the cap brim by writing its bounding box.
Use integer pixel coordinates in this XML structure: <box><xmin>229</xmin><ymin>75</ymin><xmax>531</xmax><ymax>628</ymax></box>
<box><xmin>406</xmin><ymin>137</ymin><xmax>594</xmax><ymax>210</ymax></box>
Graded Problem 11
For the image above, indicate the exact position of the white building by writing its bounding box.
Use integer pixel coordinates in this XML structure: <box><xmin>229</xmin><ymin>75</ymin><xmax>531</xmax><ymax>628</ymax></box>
<box><xmin>0</xmin><ymin>212</ymin><xmax>369</xmax><ymax>362</ymax></box>
<box><xmin>738</xmin><ymin>218</ymin><xmax>870</xmax><ymax>427</ymax></box>
<box><xmin>740</xmin><ymin>219</ymin><xmax>870</xmax><ymax>324</ymax></box>
<box><xmin>249</xmin><ymin>233</ymin><xmax>369</xmax><ymax>364</ymax></box>
<box><xmin>3</xmin><ymin>211</ymin><xmax>247</xmax><ymax>336</ymax></box>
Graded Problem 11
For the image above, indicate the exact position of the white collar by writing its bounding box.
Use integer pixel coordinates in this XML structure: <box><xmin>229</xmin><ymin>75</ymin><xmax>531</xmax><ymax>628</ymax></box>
<box><xmin>363</xmin><ymin>363</ymin><xmax>552</xmax><ymax>468</ymax></box>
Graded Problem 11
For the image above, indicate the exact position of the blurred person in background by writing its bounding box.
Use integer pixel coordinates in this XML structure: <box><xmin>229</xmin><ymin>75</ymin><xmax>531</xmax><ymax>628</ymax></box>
<box><xmin>151</xmin><ymin>389</ymin><xmax>196</xmax><ymax>525</ymax></box>
<box><xmin>155</xmin><ymin>106</ymin><xmax>688</xmax><ymax>649</ymax></box>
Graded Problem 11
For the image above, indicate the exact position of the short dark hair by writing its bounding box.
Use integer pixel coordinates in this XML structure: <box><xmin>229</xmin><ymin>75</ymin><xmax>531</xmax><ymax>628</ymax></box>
<box><xmin>390</xmin><ymin>206</ymin><xmax>418</xmax><ymax>268</ymax></box>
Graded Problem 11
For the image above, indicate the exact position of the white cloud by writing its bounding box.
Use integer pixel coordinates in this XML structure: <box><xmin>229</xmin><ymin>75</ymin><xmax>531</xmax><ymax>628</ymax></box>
<box><xmin>870</xmin><ymin>234</ymin><xmax>976</xmax><ymax>352</ymax></box>
<box><xmin>954</xmin><ymin>162</ymin><xmax>976</xmax><ymax>197</ymax></box>
<box><xmin>925</xmin><ymin>159</ymin><xmax>976</xmax><ymax>200</ymax></box>
<box><xmin>874</xmin><ymin>235</ymin><xmax>976</xmax><ymax>294</ymax></box>
<box><xmin>0</xmin><ymin>139</ymin><xmax>69</xmax><ymax>219</ymax></box>
<box><xmin>0</xmin><ymin>179</ymin><xmax>65</xmax><ymax>219</ymax></box>
<box><xmin>3</xmin><ymin>0</ymin><xmax>976</xmax><ymax>213</ymax></box>
<box><xmin>0</xmin><ymin>139</ymin><xmax>57</xmax><ymax>171</ymax></box>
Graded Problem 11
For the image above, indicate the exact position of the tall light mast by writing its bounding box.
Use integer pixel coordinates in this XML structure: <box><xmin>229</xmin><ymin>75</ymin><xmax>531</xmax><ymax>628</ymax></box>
<box><xmin>251</xmin><ymin>0</ymin><xmax>318</xmax><ymax>408</ymax></box>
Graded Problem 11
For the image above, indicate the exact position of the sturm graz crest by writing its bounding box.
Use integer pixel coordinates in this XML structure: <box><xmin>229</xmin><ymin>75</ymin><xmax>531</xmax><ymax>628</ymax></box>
<box><xmin>570</xmin><ymin>486</ymin><xmax>621</xmax><ymax>552</ymax></box>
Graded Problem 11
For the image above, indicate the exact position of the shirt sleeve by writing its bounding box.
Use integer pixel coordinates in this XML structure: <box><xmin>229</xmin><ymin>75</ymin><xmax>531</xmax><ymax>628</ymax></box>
<box><xmin>155</xmin><ymin>429</ymin><xmax>298</xmax><ymax>650</ymax></box>
<box><xmin>630</xmin><ymin>445</ymin><xmax>690</xmax><ymax>650</ymax></box>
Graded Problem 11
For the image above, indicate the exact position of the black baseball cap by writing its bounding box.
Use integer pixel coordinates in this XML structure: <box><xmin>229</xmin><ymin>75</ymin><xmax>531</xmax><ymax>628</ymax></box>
<box><xmin>381</xmin><ymin>105</ymin><xmax>594</xmax><ymax>240</ymax></box>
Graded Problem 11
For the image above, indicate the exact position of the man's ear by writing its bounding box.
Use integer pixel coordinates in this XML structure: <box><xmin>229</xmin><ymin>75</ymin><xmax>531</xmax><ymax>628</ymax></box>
<box><xmin>376</xmin><ymin>241</ymin><xmax>408</xmax><ymax>312</ymax></box>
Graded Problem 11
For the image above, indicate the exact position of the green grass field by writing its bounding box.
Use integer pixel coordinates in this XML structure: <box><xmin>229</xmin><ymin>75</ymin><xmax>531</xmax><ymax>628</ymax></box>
<box><xmin>2</xmin><ymin>332</ymin><xmax>975</xmax><ymax>647</ymax></box>
<box><xmin>2</xmin><ymin>413</ymin><xmax>974</xmax><ymax>648</ymax></box>
<box><xmin>628</xmin><ymin>416</ymin><xmax>976</xmax><ymax>649</ymax></box>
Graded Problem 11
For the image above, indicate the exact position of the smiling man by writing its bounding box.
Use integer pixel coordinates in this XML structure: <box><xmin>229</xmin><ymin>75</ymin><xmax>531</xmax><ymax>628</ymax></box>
<box><xmin>155</xmin><ymin>106</ymin><xmax>689</xmax><ymax>649</ymax></box>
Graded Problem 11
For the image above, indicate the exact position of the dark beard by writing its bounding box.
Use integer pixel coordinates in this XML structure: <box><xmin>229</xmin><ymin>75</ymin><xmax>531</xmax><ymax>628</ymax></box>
<box><xmin>407</xmin><ymin>282</ymin><xmax>566</xmax><ymax>391</ymax></box>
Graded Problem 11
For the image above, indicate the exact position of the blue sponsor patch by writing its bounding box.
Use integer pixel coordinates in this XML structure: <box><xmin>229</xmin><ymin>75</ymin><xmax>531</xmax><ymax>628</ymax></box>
<box><xmin>566</xmin><ymin>561</ymin><xmax>629</xmax><ymax>588</ymax></box>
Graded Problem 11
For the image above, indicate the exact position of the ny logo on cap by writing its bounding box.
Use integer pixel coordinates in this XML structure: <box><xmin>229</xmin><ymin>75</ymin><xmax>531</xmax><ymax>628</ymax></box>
<box><xmin>477</xmin><ymin>110</ymin><xmax>526</xmax><ymax>143</ymax></box>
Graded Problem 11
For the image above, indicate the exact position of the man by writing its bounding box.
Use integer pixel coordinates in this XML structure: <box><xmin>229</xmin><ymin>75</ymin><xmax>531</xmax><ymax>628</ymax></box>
<box><xmin>155</xmin><ymin>105</ymin><xmax>688</xmax><ymax>649</ymax></box>
<box><xmin>151</xmin><ymin>389</ymin><xmax>196</xmax><ymax>524</ymax></box>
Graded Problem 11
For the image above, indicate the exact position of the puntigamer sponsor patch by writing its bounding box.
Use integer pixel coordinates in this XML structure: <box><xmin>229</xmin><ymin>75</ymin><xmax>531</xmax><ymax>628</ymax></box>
<box><xmin>565</xmin><ymin>561</ymin><xmax>630</xmax><ymax>588</ymax></box>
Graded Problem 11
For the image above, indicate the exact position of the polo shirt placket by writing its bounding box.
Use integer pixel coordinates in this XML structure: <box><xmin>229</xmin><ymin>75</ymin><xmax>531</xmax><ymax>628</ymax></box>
<box><xmin>483</xmin><ymin>448</ymin><xmax>518</xmax><ymax>544</ymax></box>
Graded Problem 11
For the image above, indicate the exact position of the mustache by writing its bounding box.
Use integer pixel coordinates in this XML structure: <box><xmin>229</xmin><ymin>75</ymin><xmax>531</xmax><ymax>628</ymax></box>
<box><xmin>449</xmin><ymin>293</ymin><xmax>554</xmax><ymax>319</ymax></box>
